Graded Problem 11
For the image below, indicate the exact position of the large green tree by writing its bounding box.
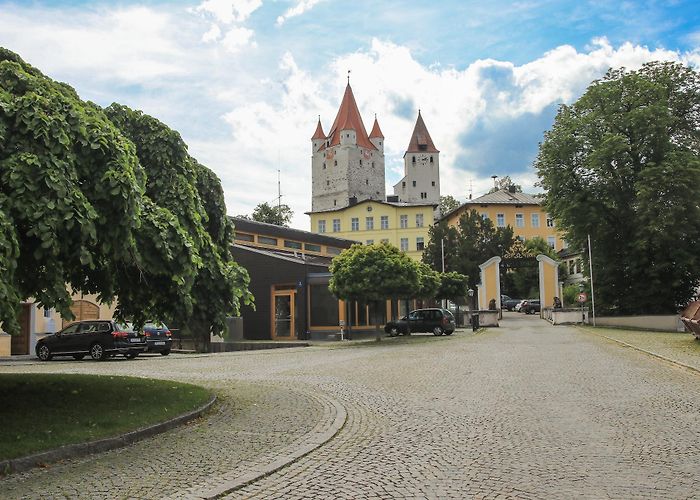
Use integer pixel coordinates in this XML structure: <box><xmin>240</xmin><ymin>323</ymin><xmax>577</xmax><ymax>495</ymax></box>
<box><xmin>250</xmin><ymin>202</ymin><xmax>293</xmax><ymax>226</ymax></box>
<box><xmin>329</xmin><ymin>243</ymin><xmax>419</xmax><ymax>340</ymax></box>
<box><xmin>536</xmin><ymin>61</ymin><xmax>700</xmax><ymax>314</ymax></box>
<box><xmin>0</xmin><ymin>48</ymin><xmax>252</xmax><ymax>343</ymax></box>
<box><xmin>423</xmin><ymin>210</ymin><xmax>514</xmax><ymax>290</ymax></box>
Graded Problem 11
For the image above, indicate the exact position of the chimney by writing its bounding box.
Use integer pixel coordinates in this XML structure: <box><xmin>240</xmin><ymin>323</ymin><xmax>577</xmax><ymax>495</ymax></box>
<box><xmin>349</xmin><ymin>196</ymin><xmax>358</xmax><ymax>206</ymax></box>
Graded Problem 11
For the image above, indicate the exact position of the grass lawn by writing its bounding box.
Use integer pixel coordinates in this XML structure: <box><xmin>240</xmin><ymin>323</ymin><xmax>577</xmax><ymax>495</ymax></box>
<box><xmin>0</xmin><ymin>373</ymin><xmax>211</xmax><ymax>461</ymax></box>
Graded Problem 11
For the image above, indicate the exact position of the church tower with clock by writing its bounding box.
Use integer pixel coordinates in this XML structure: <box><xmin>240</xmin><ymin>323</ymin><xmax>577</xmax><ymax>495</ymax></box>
<box><xmin>392</xmin><ymin>111</ymin><xmax>440</xmax><ymax>206</ymax></box>
<box><xmin>310</xmin><ymin>83</ymin><xmax>385</xmax><ymax>212</ymax></box>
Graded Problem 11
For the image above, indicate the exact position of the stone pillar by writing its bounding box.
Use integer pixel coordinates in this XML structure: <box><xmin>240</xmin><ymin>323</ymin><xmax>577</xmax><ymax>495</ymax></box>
<box><xmin>478</xmin><ymin>256</ymin><xmax>502</xmax><ymax>311</ymax></box>
<box><xmin>537</xmin><ymin>254</ymin><xmax>559</xmax><ymax>318</ymax></box>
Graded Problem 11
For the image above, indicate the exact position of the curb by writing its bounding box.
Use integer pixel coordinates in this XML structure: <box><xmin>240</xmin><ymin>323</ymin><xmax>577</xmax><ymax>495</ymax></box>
<box><xmin>191</xmin><ymin>391</ymin><xmax>348</xmax><ymax>499</ymax></box>
<box><xmin>0</xmin><ymin>394</ymin><xmax>217</xmax><ymax>476</ymax></box>
<box><xmin>580</xmin><ymin>327</ymin><xmax>700</xmax><ymax>376</ymax></box>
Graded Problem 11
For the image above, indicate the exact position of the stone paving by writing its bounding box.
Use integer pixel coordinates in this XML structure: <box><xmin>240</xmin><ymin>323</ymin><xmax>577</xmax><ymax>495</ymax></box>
<box><xmin>2</xmin><ymin>315</ymin><xmax>700</xmax><ymax>499</ymax></box>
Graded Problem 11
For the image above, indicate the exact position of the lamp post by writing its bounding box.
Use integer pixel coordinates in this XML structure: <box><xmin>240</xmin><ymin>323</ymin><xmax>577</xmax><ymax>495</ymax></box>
<box><xmin>579</xmin><ymin>282</ymin><xmax>585</xmax><ymax>324</ymax></box>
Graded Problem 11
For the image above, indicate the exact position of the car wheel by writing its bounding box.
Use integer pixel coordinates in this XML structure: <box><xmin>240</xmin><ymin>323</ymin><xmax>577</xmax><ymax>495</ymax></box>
<box><xmin>89</xmin><ymin>343</ymin><xmax>107</xmax><ymax>361</ymax></box>
<box><xmin>386</xmin><ymin>326</ymin><xmax>399</xmax><ymax>337</ymax></box>
<box><xmin>124</xmin><ymin>351</ymin><xmax>138</xmax><ymax>359</ymax></box>
<box><xmin>72</xmin><ymin>354</ymin><xmax>85</xmax><ymax>360</ymax></box>
<box><xmin>37</xmin><ymin>344</ymin><xmax>52</xmax><ymax>361</ymax></box>
<box><xmin>160</xmin><ymin>350</ymin><xmax>170</xmax><ymax>356</ymax></box>
<box><xmin>433</xmin><ymin>326</ymin><xmax>444</xmax><ymax>336</ymax></box>
<box><xmin>444</xmin><ymin>331</ymin><xmax>453</xmax><ymax>336</ymax></box>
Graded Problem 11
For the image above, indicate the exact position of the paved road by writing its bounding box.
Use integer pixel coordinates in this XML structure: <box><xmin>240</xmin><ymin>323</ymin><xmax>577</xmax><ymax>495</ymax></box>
<box><xmin>2</xmin><ymin>315</ymin><xmax>700</xmax><ymax>499</ymax></box>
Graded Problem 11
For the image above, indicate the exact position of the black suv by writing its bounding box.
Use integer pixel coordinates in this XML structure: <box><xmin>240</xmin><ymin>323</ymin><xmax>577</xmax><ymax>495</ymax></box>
<box><xmin>384</xmin><ymin>308</ymin><xmax>456</xmax><ymax>336</ymax></box>
<box><xmin>522</xmin><ymin>299</ymin><xmax>541</xmax><ymax>314</ymax></box>
<box><xmin>36</xmin><ymin>320</ymin><xmax>147</xmax><ymax>361</ymax></box>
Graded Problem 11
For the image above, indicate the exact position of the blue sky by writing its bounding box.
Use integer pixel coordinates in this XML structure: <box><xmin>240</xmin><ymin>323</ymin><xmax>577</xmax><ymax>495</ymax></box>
<box><xmin>1</xmin><ymin>0</ymin><xmax>698</xmax><ymax>228</ymax></box>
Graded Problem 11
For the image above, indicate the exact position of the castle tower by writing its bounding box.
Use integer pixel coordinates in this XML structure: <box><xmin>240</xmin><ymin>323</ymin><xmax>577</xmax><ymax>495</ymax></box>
<box><xmin>393</xmin><ymin>110</ymin><xmax>440</xmax><ymax>206</ymax></box>
<box><xmin>311</xmin><ymin>84</ymin><xmax>385</xmax><ymax>212</ymax></box>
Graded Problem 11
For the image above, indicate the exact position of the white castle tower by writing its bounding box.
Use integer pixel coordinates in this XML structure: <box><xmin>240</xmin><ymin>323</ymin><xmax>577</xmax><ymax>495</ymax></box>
<box><xmin>311</xmin><ymin>83</ymin><xmax>386</xmax><ymax>211</ymax></box>
<box><xmin>393</xmin><ymin>111</ymin><xmax>440</xmax><ymax>206</ymax></box>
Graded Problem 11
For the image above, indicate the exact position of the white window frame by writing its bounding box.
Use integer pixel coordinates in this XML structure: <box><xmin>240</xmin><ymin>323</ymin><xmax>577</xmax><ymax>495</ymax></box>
<box><xmin>351</xmin><ymin>217</ymin><xmax>359</xmax><ymax>231</ymax></box>
<box><xmin>400</xmin><ymin>238</ymin><xmax>409</xmax><ymax>252</ymax></box>
<box><xmin>380</xmin><ymin>215</ymin><xmax>389</xmax><ymax>230</ymax></box>
<box><xmin>496</xmin><ymin>213</ymin><xmax>505</xmax><ymax>227</ymax></box>
<box><xmin>366</xmin><ymin>216</ymin><xmax>374</xmax><ymax>230</ymax></box>
<box><xmin>416</xmin><ymin>213</ymin><xmax>424</xmax><ymax>228</ymax></box>
<box><xmin>515</xmin><ymin>213</ymin><xmax>524</xmax><ymax>228</ymax></box>
<box><xmin>318</xmin><ymin>220</ymin><xmax>326</xmax><ymax>233</ymax></box>
<box><xmin>400</xmin><ymin>215</ymin><xmax>408</xmax><ymax>229</ymax></box>
<box><xmin>332</xmin><ymin>219</ymin><xmax>341</xmax><ymax>232</ymax></box>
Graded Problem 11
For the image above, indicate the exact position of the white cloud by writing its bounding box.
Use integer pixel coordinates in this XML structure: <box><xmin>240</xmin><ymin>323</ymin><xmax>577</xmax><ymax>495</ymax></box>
<box><xmin>276</xmin><ymin>0</ymin><xmax>322</xmax><ymax>26</ymax></box>
<box><xmin>194</xmin><ymin>0</ymin><xmax>263</xmax><ymax>24</ymax></box>
<box><xmin>221</xmin><ymin>26</ymin><xmax>257</xmax><ymax>52</ymax></box>
<box><xmin>202</xmin><ymin>23</ymin><xmax>222</xmax><ymax>43</ymax></box>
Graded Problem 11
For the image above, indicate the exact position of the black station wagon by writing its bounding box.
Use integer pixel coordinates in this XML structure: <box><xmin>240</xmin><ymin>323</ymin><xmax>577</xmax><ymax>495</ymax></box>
<box><xmin>384</xmin><ymin>308</ymin><xmax>457</xmax><ymax>336</ymax></box>
<box><xmin>35</xmin><ymin>320</ymin><xmax>147</xmax><ymax>361</ymax></box>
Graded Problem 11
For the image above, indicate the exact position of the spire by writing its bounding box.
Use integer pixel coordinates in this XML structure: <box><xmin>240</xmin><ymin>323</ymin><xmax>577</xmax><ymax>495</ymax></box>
<box><xmin>406</xmin><ymin>110</ymin><xmax>439</xmax><ymax>153</ymax></box>
<box><xmin>369</xmin><ymin>114</ymin><xmax>384</xmax><ymax>139</ymax></box>
<box><xmin>311</xmin><ymin>116</ymin><xmax>325</xmax><ymax>140</ymax></box>
<box><xmin>326</xmin><ymin>83</ymin><xmax>377</xmax><ymax>150</ymax></box>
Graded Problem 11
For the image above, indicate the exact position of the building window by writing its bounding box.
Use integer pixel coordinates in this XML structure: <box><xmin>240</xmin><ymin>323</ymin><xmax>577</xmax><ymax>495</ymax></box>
<box><xmin>334</xmin><ymin>160</ymin><xmax>337</xmax><ymax>166</ymax></box>
<box><xmin>531</xmin><ymin>213</ymin><xmax>540</xmax><ymax>228</ymax></box>
<box><xmin>326</xmin><ymin>180</ymin><xmax>330</xmax><ymax>186</ymax></box>
<box><xmin>43</xmin><ymin>307</ymin><xmax>52</xmax><ymax>318</ymax></box>
<box><xmin>372</xmin><ymin>162</ymin><xmax>375</xmax><ymax>168</ymax></box>
<box><xmin>334</xmin><ymin>199</ymin><xmax>337</xmax><ymax>206</ymax></box>
<box><xmin>333</xmin><ymin>219</ymin><xmax>341</xmax><ymax>232</ymax></box>
<box><xmin>360</xmin><ymin>159</ymin><xmax>362</xmax><ymax>165</ymax></box>
<box><xmin>258</xmin><ymin>236</ymin><xmax>278</xmax><ymax>246</ymax></box>
<box><xmin>318</xmin><ymin>220</ymin><xmax>326</xmax><ymax>233</ymax></box>
<box><xmin>420</xmin><ymin>192</ymin><xmax>427</xmax><ymax>199</ymax></box>
<box><xmin>309</xmin><ymin>284</ymin><xmax>339</xmax><ymax>327</ymax></box>
<box><xmin>569</xmin><ymin>260</ymin><xmax>576</xmax><ymax>275</ymax></box>
<box><xmin>381</xmin><ymin>238</ymin><xmax>389</xmax><ymax>244</ymax></box>
<box><xmin>400</xmin><ymin>238</ymin><xmax>409</xmax><ymax>252</ymax></box>
<box><xmin>576</xmin><ymin>259</ymin><xmax>582</xmax><ymax>273</ymax></box>
<box><xmin>412</xmin><ymin>156</ymin><xmax>416</xmax><ymax>163</ymax></box>
<box><xmin>366</xmin><ymin>239</ymin><xmax>374</xmax><ymax>245</ymax></box>
<box><xmin>416</xmin><ymin>237</ymin><xmax>425</xmax><ymax>251</ymax></box>
<box><xmin>366</xmin><ymin>217</ymin><xmax>374</xmax><ymax>230</ymax></box>
<box><xmin>430</xmin><ymin>156</ymin><xmax>434</xmax><ymax>163</ymax></box>
<box><xmin>234</xmin><ymin>232</ymin><xmax>255</xmax><ymax>242</ymax></box>
<box><xmin>380</xmin><ymin>215</ymin><xmax>389</xmax><ymax>229</ymax></box>
<box><xmin>416</xmin><ymin>213</ymin><xmax>424</xmax><ymax>227</ymax></box>
<box><xmin>305</xmin><ymin>243</ymin><xmax>322</xmax><ymax>253</ymax></box>
<box><xmin>496</xmin><ymin>213</ymin><xmax>505</xmax><ymax>227</ymax></box>
<box><xmin>351</xmin><ymin>217</ymin><xmax>359</xmax><ymax>231</ymax></box>
<box><xmin>481</xmin><ymin>213</ymin><xmax>489</xmax><ymax>220</ymax></box>
<box><xmin>400</xmin><ymin>215</ymin><xmax>408</xmax><ymax>228</ymax></box>
<box><xmin>326</xmin><ymin>246</ymin><xmax>342</xmax><ymax>255</ymax></box>
<box><xmin>412</xmin><ymin>180</ymin><xmax>417</xmax><ymax>187</ymax></box>
<box><xmin>547</xmin><ymin>236</ymin><xmax>556</xmax><ymax>248</ymax></box>
<box><xmin>402</xmin><ymin>181</ymin><xmax>406</xmax><ymax>188</ymax></box>
<box><xmin>515</xmin><ymin>213</ymin><xmax>524</xmax><ymax>228</ymax></box>
<box><xmin>284</xmin><ymin>240</ymin><xmax>302</xmax><ymax>250</ymax></box>
<box><xmin>366</xmin><ymin>179</ymin><xmax>369</xmax><ymax>185</ymax></box>
<box><xmin>431</xmin><ymin>181</ymin><xmax>435</xmax><ymax>187</ymax></box>
<box><xmin>546</xmin><ymin>216</ymin><xmax>554</xmax><ymax>227</ymax></box>
<box><xmin>323</xmin><ymin>163</ymin><xmax>326</xmax><ymax>170</ymax></box>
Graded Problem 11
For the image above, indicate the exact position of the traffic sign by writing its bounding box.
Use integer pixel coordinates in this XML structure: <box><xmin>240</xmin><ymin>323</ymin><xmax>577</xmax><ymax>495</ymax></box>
<box><xmin>577</xmin><ymin>292</ymin><xmax>588</xmax><ymax>303</ymax></box>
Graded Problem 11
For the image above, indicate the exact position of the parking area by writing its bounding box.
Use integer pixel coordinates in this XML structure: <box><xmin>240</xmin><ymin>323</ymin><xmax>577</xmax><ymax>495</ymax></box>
<box><xmin>2</xmin><ymin>316</ymin><xmax>700</xmax><ymax>498</ymax></box>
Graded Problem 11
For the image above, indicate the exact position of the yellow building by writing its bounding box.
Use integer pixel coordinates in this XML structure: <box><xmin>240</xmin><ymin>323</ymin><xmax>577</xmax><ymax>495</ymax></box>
<box><xmin>306</xmin><ymin>199</ymin><xmax>436</xmax><ymax>261</ymax></box>
<box><xmin>441</xmin><ymin>188</ymin><xmax>566</xmax><ymax>251</ymax></box>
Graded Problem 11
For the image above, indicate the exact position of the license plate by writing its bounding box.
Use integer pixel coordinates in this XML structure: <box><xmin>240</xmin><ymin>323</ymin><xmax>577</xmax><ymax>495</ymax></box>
<box><xmin>154</xmin><ymin>341</ymin><xmax>165</xmax><ymax>346</ymax></box>
<box><xmin>129</xmin><ymin>338</ymin><xmax>141</xmax><ymax>343</ymax></box>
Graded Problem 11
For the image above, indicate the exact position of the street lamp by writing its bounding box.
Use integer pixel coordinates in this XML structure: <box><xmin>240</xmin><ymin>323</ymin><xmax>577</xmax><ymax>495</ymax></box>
<box><xmin>578</xmin><ymin>282</ymin><xmax>585</xmax><ymax>324</ymax></box>
<box><xmin>468</xmin><ymin>288</ymin><xmax>478</xmax><ymax>332</ymax></box>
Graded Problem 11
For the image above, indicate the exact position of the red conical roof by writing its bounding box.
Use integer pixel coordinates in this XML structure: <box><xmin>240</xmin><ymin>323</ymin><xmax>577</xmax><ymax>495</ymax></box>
<box><xmin>311</xmin><ymin>117</ymin><xmax>325</xmax><ymax>140</ymax></box>
<box><xmin>327</xmin><ymin>84</ymin><xmax>377</xmax><ymax>150</ymax></box>
<box><xmin>369</xmin><ymin>115</ymin><xmax>384</xmax><ymax>139</ymax></box>
<box><xmin>406</xmin><ymin>110</ymin><xmax>439</xmax><ymax>153</ymax></box>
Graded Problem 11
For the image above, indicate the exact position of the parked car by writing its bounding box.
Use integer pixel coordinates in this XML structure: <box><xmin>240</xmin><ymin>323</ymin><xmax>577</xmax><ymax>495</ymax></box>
<box><xmin>384</xmin><ymin>308</ymin><xmax>456</xmax><ymax>336</ymax></box>
<box><xmin>502</xmin><ymin>295</ymin><xmax>522</xmax><ymax>311</ymax></box>
<box><xmin>522</xmin><ymin>299</ymin><xmax>541</xmax><ymax>314</ymax></box>
<box><xmin>36</xmin><ymin>320</ymin><xmax>147</xmax><ymax>361</ymax></box>
<box><xmin>142</xmin><ymin>321</ymin><xmax>173</xmax><ymax>355</ymax></box>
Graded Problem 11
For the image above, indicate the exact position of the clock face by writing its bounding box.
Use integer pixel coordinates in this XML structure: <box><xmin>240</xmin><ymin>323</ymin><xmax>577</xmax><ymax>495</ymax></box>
<box><xmin>418</xmin><ymin>155</ymin><xmax>429</xmax><ymax>165</ymax></box>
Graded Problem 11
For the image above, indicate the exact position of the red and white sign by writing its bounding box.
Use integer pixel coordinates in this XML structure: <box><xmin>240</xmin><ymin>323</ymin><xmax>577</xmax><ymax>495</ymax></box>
<box><xmin>577</xmin><ymin>292</ymin><xmax>588</xmax><ymax>303</ymax></box>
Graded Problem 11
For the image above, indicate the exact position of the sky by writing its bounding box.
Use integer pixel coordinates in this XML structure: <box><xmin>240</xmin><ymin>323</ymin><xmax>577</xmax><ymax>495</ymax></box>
<box><xmin>1</xmin><ymin>0</ymin><xmax>699</xmax><ymax>229</ymax></box>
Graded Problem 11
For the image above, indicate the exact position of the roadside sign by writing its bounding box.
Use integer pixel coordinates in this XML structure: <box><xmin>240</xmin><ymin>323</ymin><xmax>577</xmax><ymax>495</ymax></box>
<box><xmin>577</xmin><ymin>292</ymin><xmax>587</xmax><ymax>303</ymax></box>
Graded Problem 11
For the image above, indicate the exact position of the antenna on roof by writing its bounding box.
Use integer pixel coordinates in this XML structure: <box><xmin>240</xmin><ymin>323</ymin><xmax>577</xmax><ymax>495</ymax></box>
<box><xmin>347</xmin><ymin>69</ymin><xmax>351</xmax><ymax>85</ymax></box>
<box><xmin>469</xmin><ymin>178</ymin><xmax>473</xmax><ymax>200</ymax></box>
<box><xmin>277</xmin><ymin>166</ymin><xmax>281</xmax><ymax>212</ymax></box>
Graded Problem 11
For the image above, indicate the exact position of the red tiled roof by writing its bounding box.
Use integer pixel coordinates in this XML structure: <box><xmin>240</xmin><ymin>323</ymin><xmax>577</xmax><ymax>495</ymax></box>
<box><xmin>311</xmin><ymin>117</ymin><xmax>325</xmax><ymax>140</ymax></box>
<box><xmin>369</xmin><ymin>115</ymin><xmax>384</xmax><ymax>139</ymax></box>
<box><xmin>405</xmin><ymin>111</ymin><xmax>439</xmax><ymax>153</ymax></box>
<box><xmin>326</xmin><ymin>84</ymin><xmax>377</xmax><ymax>151</ymax></box>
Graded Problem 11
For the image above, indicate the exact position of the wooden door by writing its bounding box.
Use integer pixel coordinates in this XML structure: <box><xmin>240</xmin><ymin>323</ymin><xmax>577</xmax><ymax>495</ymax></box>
<box><xmin>11</xmin><ymin>304</ymin><xmax>31</xmax><ymax>355</ymax></box>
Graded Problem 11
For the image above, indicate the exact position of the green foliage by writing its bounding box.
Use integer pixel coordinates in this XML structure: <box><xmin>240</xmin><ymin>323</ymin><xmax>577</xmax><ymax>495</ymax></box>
<box><xmin>505</xmin><ymin>238</ymin><xmax>559</xmax><ymax>298</ymax></box>
<box><xmin>439</xmin><ymin>195</ymin><xmax>461</xmax><ymax>215</ymax></box>
<box><xmin>562</xmin><ymin>284</ymin><xmax>580</xmax><ymax>307</ymax></box>
<box><xmin>329</xmin><ymin>243</ymin><xmax>419</xmax><ymax>302</ymax></box>
<box><xmin>536</xmin><ymin>61</ymin><xmax>700</xmax><ymax>314</ymax></box>
<box><xmin>250</xmin><ymin>202</ymin><xmax>293</xmax><ymax>226</ymax></box>
<box><xmin>436</xmin><ymin>272</ymin><xmax>469</xmax><ymax>301</ymax></box>
<box><xmin>423</xmin><ymin>210</ymin><xmax>515</xmax><ymax>289</ymax></box>
<box><xmin>414</xmin><ymin>263</ymin><xmax>440</xmax><ymax>299</ymax></box>
<box><xmin>0</xmin><ymin>48</ymin><xmax>252</xmax><ymax>342</ymax></box>
<box><xmin>487</xmin><ymin>176</ymin><xmax>522</xmax><ymax>194</ymax></box>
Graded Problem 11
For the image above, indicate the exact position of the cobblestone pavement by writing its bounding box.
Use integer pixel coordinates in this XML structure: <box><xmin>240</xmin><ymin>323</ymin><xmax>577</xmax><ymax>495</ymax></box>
<box><xmin>2</xmin><ymin>315</ymin><xmax>700</xmax><ymax>499</ymax></box>
<box><xmin>582</xmin><ymin>325</ymin><xmax>700</xmax><ymax>371</ymax></box>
